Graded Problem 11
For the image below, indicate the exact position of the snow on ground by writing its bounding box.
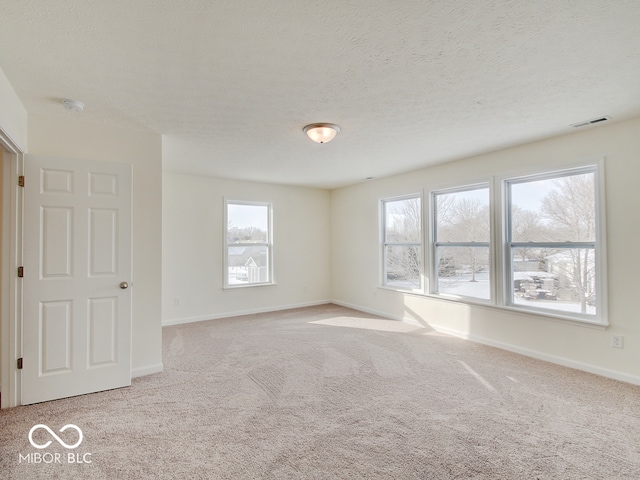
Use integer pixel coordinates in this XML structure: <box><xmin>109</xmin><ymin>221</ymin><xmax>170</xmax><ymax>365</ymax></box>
<box><xmin>440</xmin><ymin>272</ymin><xmax>596</xmax><ymax>315</ymax></box>
<box><xmin>438</xmin><ymin>272</ymin><xmax>491</xmax><ymax>299</ymax></box>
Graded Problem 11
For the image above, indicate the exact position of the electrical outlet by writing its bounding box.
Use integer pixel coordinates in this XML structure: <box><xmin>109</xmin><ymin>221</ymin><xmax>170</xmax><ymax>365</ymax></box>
<box><xmin>611</xmin><ymin>334</ymin><xmax>624</xmax><ymax>349</ymax></box>
<box><xmin>174</xmin><ymin>297</ymin><xmax>181</xmax><ymax>306</ymax></box>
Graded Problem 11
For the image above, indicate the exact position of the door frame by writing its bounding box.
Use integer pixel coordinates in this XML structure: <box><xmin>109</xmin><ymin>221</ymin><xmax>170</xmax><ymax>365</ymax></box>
<box><xmin>0</xmin><ymin>125</ymin><xmax>23</xmax><ymax>408</ymax></box>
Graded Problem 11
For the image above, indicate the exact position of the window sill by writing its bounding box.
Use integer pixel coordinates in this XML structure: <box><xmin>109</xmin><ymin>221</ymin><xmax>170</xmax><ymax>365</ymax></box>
<box><xmin>223</xmin><ymin>282</ymin><xmax>277</xmax><ymax>290</ymax></box>
<box><xmin>376</xmin><ymin>286</ymin><xmax>608</xmax><ymax>330</ymax></box>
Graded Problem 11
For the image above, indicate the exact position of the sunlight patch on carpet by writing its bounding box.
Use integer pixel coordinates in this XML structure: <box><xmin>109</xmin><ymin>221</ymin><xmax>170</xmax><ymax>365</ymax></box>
<box><xmin>458</xmin><ymin>360</ymin><xmax>497</xmax><ymax>393</ymax></box>
<box><xmin>310</xmin><ymin>316</ymin><xmax>424</xmax><ymax>333</ymax></box>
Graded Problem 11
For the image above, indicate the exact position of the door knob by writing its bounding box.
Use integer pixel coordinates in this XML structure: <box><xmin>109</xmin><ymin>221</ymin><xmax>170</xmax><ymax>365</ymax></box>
<box><xmin>119</xmin><ymin>281</ymin><xmax>129</xmax><ymax>289</ymax></box>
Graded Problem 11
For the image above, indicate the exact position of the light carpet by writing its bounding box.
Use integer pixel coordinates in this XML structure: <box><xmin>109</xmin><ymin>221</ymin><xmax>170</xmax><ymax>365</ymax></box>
<box><xmin>1</xmin><ymin>304</ymin><xmax>640</xmax><ymax>479</ymax></box>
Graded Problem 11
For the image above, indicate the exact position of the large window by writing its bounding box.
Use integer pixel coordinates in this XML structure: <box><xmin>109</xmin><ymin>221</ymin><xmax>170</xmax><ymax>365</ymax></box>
<box><xmin>225</xmin><ymin>200</ymin><xmax>272</xmax><ymax>287</ymax></box>
<box><xmin>379</xmin><ymin>162</ymin><xmax>606</xmax><ymax>325</ymax></box>
<box><xmin>432</xmin><ymin>185</ymin><xmax>490</xmax><ymax>300</ymax></box>
<box><xmin>382</xmin><ymin>195</ymin><xmax>421</xmax><ymax>290</ymax></box>
<box><xmin>505</xmin><ymin>167</ymin><xmax>600</xmax><ymax>318</ymax></box>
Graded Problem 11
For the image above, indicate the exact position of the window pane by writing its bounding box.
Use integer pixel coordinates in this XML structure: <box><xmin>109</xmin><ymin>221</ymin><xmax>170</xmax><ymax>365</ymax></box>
<box><xmin>384</xmin><ymin>198</ymin><xmax>420</xmax><ymax>243</ymax></box>
<box><xmin>227</xmin><ymin>245</ymin><xmax>269</xmax><ymax>284</ymax></box>
<box><xmin>436</xmin><ymin>246</ymin><xmax>490</xmax><ymax>299</ymax></box>
<box><xmin>510</xmin><ymin>171</ymin><xmax>595</xmax><ymax>242</ymax></box>
<box><xmin>511</xmin><ymin>247</ymin><xmax>596</xmax><ymax>315</ymax></box>
<box><xmin>227</xmin><ymin>204</ymin><xmax>268</xmax><ymax>244</ymax></box>
<box><xmin>435</xmin><ymin>188</ymin><xmax>489</xmax><ymax>242</ymax></box>
<box><xmin>385</xmin><ymin>245</ymin><xmax>421</xmax><ymax>289</ymax></box>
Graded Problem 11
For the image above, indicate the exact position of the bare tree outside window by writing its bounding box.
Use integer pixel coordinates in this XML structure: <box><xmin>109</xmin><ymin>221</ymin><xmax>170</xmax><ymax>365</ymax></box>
<box><xmin>383</xmin><ymin>196</ymin><xmax>421</xmax><ymax>289</ymax></box>
<box><xmin>434</xmin><ymin>186</ymin><xmax>490</xmax><ymax>300</ymax></box>
<box><xmin>509</xmin><ymin>170</ymin><xmax>597</xmax><ymax>315</ymax></box>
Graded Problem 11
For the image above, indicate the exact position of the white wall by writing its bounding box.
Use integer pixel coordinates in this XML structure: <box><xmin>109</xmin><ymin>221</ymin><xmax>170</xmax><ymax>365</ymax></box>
<box><xmin>0</xmin><ymin>67</ymin><xmax>27</xmax><ymax>151</ymax></box>
<box><xmin>28</xmin><ymin>113</ymin><xmax>163</xmax><ymax>377</ymax></box>
<box><xmin>162</xmin><ymin>172</ymin><xmax>331</xmax><ymax>325</ymax></box>
<box><xmin>331</xmin><ymin>117</ymin><xmax>640</xmax><ymax>384</ymax></box>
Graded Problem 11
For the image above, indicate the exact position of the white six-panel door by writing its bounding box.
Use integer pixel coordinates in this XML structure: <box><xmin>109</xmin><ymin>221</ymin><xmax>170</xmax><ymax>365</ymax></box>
<box><xmin>22</xmin><ymin>155</ymin><xmax>132</xmax><ymax>405</ymax></box>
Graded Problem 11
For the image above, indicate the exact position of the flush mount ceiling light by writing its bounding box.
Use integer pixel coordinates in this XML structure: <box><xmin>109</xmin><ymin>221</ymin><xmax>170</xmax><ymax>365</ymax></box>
<box><xmin>303</xmin><ymin>123</ymin><xmax>340</xmax><ymax>144</ymax></box>
<box><xmin>61</xmin><ymin>98</ymin><xmax>85</xmax><ymax>112</ymax></box>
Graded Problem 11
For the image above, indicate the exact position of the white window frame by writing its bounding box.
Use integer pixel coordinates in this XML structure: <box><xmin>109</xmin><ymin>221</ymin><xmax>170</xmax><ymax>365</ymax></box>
<box><xmin>429</xmin><ymin>183</ymin><xmax>492</xmax><ymax>303</ymax></box>
<box><xmin>378</xmin><ymin>159</ymin><xmax>607</xmax><ymax>327</ymax></box>
<box><xmin>380</xmin><ymin>193</ymin><xmax>423</xmax><ymax>292</ymax></box>
<box><xmin>224</xmin><ymin>199</ymin><xmax>274</xmax><ymax>289</ymax></box>
<box><xmin>499</xmin><ymin>162</ymin><xmax>607</xmax><ymax>325</ymax></box>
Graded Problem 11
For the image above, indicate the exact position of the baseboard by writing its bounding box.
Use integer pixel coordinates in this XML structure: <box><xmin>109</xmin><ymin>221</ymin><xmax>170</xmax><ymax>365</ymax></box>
<box><xmin>332</xmin><ymin>299</ymin><xmax>640</xmax><ymax>386</ymax></box>
<box><xmin>132</xmin><ymin>363</ymin><xmax>164</xmax><ymax>378</ymax></box>
<box><xmin>433</xmin><ymin>324</ymin><xmax>640</xmax><ymax>385</ymax></box>
<box><xmin>162</xmin><ymin>300</ymin><xmax>332</xmax><ymax>327</ymax></box>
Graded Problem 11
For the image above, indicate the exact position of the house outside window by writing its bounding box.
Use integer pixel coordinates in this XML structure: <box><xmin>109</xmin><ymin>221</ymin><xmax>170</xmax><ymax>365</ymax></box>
<box><xmin>225</xmin><ymin>200</ymin><xmax>272</xmax><ymax>287</ymax></box>
<box><xmin>381</xmin><ymin>195</ymin><xmax>422</xmax><ymax>290</ymax></box>
<box><xmin>432</xmin><ymin>185</ymin><xmax>491</xmax><ymax>301</ymax></box>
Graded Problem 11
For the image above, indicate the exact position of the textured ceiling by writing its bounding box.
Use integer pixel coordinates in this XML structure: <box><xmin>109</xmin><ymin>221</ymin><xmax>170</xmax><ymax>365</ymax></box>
<box><xmin>1</xmin><ymin>1</ymin><xmax>639</xmax><ymax>189</ymax></box>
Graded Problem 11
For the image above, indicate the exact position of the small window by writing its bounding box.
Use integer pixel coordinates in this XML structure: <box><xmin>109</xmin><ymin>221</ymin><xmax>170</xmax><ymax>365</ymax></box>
<box><xmin>381</xmin><ymin>196</ymin><xmax>422</xmax><ymax>290</ymax></box>
<box><xmin>505</xmin><ymin>167</ymin><xmax>601</xmax><ymax>319</ymax></box>
<box><xmin>225</xmin><ymin>200</ymin><xmax>272</xmax><ymax>287</ymax></box>
<box><xmin>432</xmin><ymin>185</ymin><xmax>491</xmax><ymax>300</ymax></box>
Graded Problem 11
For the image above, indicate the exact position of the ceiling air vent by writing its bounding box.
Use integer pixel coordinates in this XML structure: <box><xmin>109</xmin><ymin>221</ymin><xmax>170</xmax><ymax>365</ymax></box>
<box><xmin>570</xmin><ymin>116</ymin><xmax>610</xmax><ymax>128</ymax></box>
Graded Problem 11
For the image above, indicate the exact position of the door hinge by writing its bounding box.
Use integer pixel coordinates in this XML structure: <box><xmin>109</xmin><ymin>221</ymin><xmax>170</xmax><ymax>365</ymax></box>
<box><xmin>18</xmin><ymin>175</ymin><xmax>25</xmax><ymax>187</ymax></box>
<box><xmin>17</xmin><ymin>358</ymin><xmax>23</xmax><ymax>370</ymax></box>
<box><xmin>17</xmin><ymin>266</ymin><xmax>24</xmax><ymax>278</ymax></box>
